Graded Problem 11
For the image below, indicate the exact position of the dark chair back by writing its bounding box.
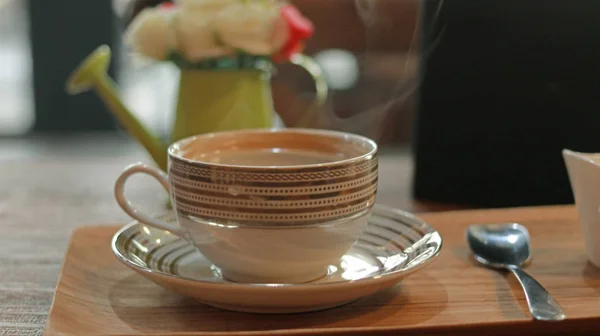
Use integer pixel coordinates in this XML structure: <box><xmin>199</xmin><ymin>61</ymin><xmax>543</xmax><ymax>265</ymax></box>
<box><xmin>413</xmin><ymin>0</ymin><xmax>600</xmax><ymax>207</ymax></box>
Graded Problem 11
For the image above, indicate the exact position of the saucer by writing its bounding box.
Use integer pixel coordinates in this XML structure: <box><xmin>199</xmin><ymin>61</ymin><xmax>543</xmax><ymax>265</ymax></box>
<box><xmin>111</xmin><ymin>204</ymin><xmax>442</xmax><ymax>314</ymax></box>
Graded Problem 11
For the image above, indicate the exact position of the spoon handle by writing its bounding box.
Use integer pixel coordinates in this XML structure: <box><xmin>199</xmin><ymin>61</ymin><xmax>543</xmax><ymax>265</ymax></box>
<box><xmin>508</xmin><ymin>266</ymin><xmax>566</xmax><ymax>321</ymax></box>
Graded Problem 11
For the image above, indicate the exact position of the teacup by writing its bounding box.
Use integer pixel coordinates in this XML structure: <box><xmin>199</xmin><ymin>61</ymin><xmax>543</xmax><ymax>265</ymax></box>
<box><xmin>114</xmin><ymin>128</ymin><xmax>378</xmax><ymax>283</ymax></box>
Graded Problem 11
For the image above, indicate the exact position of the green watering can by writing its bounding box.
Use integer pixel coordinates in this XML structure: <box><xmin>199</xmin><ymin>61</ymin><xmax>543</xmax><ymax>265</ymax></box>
<box><xmin>66</xmin><ymin>45</ymin><xmax>328</xmax><ymax>172</ymax></box>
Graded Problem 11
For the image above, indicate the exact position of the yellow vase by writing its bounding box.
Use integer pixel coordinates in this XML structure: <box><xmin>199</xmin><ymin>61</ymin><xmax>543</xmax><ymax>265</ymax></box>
<box><xmin>172</xmin><ymin>69</ymin><xmax>273</xmax><ymax>141</ymax></box>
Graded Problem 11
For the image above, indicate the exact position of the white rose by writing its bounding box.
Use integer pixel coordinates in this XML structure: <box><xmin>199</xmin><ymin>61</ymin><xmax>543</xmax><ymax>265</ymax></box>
<box><xmin>177</xmin><ymin>0</ymin><xmax>239</xmax><ymax>13</ymax></box>
<box><xmin>124</xmin><ymin>7</ymin><xmax>177</xmax><ymax>60</ymax></box>
<box><xmin>215</xmin><ymin>2</ymin><xmax>289</xmax><ymax>55</ymax></box>
<box><xmin>174</xmin><ymin>9</ymin><xmax>233</xmax><ymax>61</ymax></box>
<box><xmin>270</xmin><ymin>12</ymin><xmax>289</xmax><ymax>53</ymax></box>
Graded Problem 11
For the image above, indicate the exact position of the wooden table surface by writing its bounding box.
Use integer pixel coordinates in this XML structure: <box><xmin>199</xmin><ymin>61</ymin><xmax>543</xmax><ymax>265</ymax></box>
<box><xmin>0</xmin><ymin>134</ymin><xmax>462</xmax><ymax>336</ymax></box>
<box><xmin>45</xmin><ymin>205</ymin><xmax>600</xmax><ymax>336</ymax></box>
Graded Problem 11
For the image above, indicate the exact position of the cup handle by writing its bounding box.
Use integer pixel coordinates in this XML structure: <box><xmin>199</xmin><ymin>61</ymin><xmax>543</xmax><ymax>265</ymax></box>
<box><xmin>114</xmin><ymin>162</ymin><xmax>183</xmax><ymax>235</ymax></box>
<box><xmin>290</xmin><ymin>53</ymin><xmax>329</xmax><ymax>106</ymax></box>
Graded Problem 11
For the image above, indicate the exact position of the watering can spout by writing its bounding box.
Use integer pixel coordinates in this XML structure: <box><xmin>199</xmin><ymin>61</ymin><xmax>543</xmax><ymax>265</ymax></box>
<box><xmin>66</xmin><ymin>45</ymin><xmax>168</xmax><ymax>171</ymax></box>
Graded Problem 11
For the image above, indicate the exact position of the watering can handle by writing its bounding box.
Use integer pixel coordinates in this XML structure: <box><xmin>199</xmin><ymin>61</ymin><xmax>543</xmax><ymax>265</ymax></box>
<box><xmin>290</xmin><ymin>53</ymin><xmax>329</xmax><ymax>106</ymax></box>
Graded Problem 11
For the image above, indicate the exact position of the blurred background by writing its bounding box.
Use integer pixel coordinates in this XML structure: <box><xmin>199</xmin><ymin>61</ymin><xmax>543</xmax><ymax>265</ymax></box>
<box><xmin>4</xmin><ymin>0</ymin><xmax>600</xmax><ymax>208</ymax></box>
<box><xmin>0</xmin><ymin>0</ymin><xmax>419</xmax><ymax>145</ymax></box>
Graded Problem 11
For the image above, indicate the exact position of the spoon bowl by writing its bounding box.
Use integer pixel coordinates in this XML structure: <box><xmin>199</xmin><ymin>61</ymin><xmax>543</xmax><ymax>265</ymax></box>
<box><xmin>467</xmin><ymin>223</ymin><xmax>566</xmax><ymax>321</ymax></box>
<box><xmin>467</xmin><ymin>223</ymin><xmax>531</xmax><ymax>268</ymax></box>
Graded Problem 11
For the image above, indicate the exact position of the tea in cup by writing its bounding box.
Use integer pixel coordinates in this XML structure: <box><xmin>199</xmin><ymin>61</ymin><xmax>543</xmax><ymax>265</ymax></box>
<box><xmin>115</xmin><ymin>128</ymin><xmax>378</xmax><ymax>283</ymax></box>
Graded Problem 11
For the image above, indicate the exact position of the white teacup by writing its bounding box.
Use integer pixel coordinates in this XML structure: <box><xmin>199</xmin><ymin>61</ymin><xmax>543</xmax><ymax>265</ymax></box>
<box><xmin>115</xmin><ymin>128</ymin><xmax>378</xmax><ymax>283</ymax></box>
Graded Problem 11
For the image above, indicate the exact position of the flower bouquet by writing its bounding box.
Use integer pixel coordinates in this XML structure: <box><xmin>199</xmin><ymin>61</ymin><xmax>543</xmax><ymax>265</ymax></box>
<box><xmin>126</xmin><ymin>0</ymin><xmax>315</xmax><ymax>68</ymax></box>
<box><xmin>119</xmin><ymin>0</ymin><xmax>327</xmax><ymax>138</ymax></box>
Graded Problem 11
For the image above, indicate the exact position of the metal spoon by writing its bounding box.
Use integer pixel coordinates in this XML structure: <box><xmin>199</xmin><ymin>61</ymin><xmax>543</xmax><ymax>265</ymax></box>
<box><xmin>466</xmin><ymin>223</ymin><xmax>566</xmax><ymax>321</ymax></box>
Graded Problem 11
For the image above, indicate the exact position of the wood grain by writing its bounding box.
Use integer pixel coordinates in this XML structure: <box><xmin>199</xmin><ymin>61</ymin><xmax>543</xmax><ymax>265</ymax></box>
<box><xmin>44</xmin><ymin>205</ymin><xmax>600</xmax><ymax>336</ymax></box>
<box><xmin>0</xmin><ymin>135</ymin><xmax>456</xmax><ymax>335</ymax></box>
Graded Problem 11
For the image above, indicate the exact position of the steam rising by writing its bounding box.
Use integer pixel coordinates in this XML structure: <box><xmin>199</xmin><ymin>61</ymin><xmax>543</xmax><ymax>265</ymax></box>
<box><xmin>288</xmin><ymin>0</ymin><xmax>445</xmax><ymax>143</ymax></box>
<box><xmin>355</xmin><ymin>0</ymin><xmax>379</xmax><ymax>27</ymax></box>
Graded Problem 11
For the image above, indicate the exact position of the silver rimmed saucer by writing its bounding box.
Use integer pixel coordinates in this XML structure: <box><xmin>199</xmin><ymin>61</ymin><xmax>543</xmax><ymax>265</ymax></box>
<box><xmin>111</xmin><ymin>204</ymin><xmax>442</xmax><ymax>314</ymax></box>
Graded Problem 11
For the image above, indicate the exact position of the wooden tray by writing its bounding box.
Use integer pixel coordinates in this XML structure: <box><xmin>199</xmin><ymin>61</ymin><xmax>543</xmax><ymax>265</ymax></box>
<box><xmin>44</xmin><ymin>205</ymin><xmax>600</xmax><ymax>336</ymax></box>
